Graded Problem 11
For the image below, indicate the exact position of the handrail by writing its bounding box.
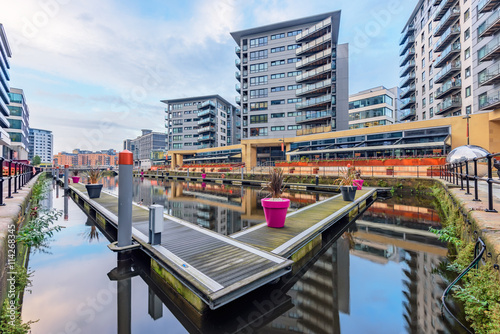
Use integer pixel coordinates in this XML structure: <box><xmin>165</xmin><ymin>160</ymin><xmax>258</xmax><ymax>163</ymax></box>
<box><xmin>440</xmin><ymin>152</ymin><xmax>500</xmax><ymax>212</ymax></box>
<box><xmin>0</xmin><ymin>157</ymin><xmax>36</xmax><ymax>206</ymax></box>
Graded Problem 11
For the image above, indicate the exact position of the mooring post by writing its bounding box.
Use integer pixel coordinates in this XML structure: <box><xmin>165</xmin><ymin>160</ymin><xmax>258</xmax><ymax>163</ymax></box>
<box><xmin>64</xmin><ymin>164</ymin><xmax>69</xmax><ymax>192</ymax></box>
<box><xmin>148</xmin><ymin>204</ymin><xmax>163</xmax><ymax>245</ymax></box>
<box><xmin>118</xmin><ymin>150</ymin><xmax>133</xmax><ymax>247</ymax></box>
<box><xmin>315</xmin><ymin>174</ymin><xmax>319</xmax><ymax>186</ymax></box>
<box><xmin>241</xmin><ymin>167</ymin><xmax>244</xmax><ymax>180</ymax></box>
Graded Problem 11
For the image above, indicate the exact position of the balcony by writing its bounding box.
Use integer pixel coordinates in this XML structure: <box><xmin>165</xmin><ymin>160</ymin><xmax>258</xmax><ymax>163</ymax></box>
<box><xmin>235</xmin><ymin>46</ymin><xmax>241</xmax><ymax>57</ymax></box>
<box><xmin>436</xmin><ymin>96</ymin><xmax>461</xmax><ymax>115</ymax></box>
<box><xmin>433</xmin><ymin>0</ymin><xmax>443</xmax><ymax>5</ymax></box>
<box><xmin>435</xmin><ymin>25</ymin><xmax>460</xmax><ymax>52</ymax></box>
<box><xmin>399</xmin><ymin>36</ymin><xmax>415</xmax><ymax>56</ymax></box>
<box><xmin>295</xmin><ymin>94</ymin><xmax>332</xmax><ymax>110</ymax></box>
<box><xmin>295</xmin><ymin>110</ymin><xmax>332</xmax><ymax>124</ymax></box>
<box><xmin>434</xmin><ymin>60</ymin><xmax>461</xmax><ymax>83</ymax></box>
<box><xmin>296</xmin><ymin>63</ymin><xmax>332</xmax><ymax>83</ymax></box>
<box><xmin>434</xmin><ymin>78</ymin><xmax>461</xmax><ymax>99</ymax></box>
<box><xmin>235</xmin><ymin>83</ymin><xmax>240</xmax><ymax>93</ymax></box>
<box><xmin>296</xmin><ymin>78</ymin><xmax>332</xmax><ymax>97</ymax></box>
<box><xmin>399</xmin><ymin>58</ymin><xmax>415</xmax><ymax>77</ymax></box>
<box><xmin>296</xmin><ymin>48</ymin><xmax>332</xmax><ymax>70</ymax></box>
<box><xmin>399</xmin><ymin>23</ymin><xmax>415</xmax><ymax>45</ymax></box>
<box><xmin>197</xmin><ymin>126</ymin><xmax>216</xmax><ymax>134</ymax></box>
<box><xmin>478</xmin><ymin>34</ymin><xmax>500</xmax><ymax>62</ymax></box>
<box><xmin>235</xmin><ymin>59</ymin><xmax>240</xmax><ymax>68</ymax></box>
<box><xmin>479</xmin><ymin>87</ymin><xmax>500</xmax><ymax>110</ymax></box>
<box><xmin>434</xmin><ymin>0</ymin><xmax>458</xmax><ymax>21</ymax></box>
<box><xmin>236</xmin><ymin>120</ymin><xmax>241</xmax><ymax>127</ymax></box>
<box><xmin>400</xmin><ymin>95</ymin><xmax>416</xmax><ymax>110</ymax></box>
<box><xmin>434</xmin><ymin>7</ymin><xmax>460</xmax><ymax>36</ymax></box>
<box><xmin>434</xmin><ymin>42</ymin><xmax>460</xmax><ymax>68</ymax></box>
<box><xmin>297</xmin><ymin>125</ymin><xmax>331</xmax><ymax>136</ymax></box>
<box><xmin>235</xmin><ymin>71</ymin><xmax>240</xmax><ymax>80</ymax></box>
<box><xmin>235</xmin><ymin>96</ymin><xmax>241</xmax><ymax>105</ymax></box>
<box><xmin>198</xmin><ymin>134</ymin><xmax>215</xmax><ymax>142</ymax></box>
<box><xmin>399</xmin><ymin>72</ymin><xmax>416</xmax><ymax>88</ymax></box>
<box><xmin>478</xmin><ymin>0</ymin><xmax>500</xmax><ymax>14</ymax></box>
<box><xmin>197</xmin><ymin>117</ymin><xmax>215</xmax><ymax>126</ymax></box>
<box><xmin>197</xmin><ymin>109</ymin><xmax>216</xmax><ymax>117</ymax></box>
<box><xmin>198</xmin><ymin>100</ymin><xmax>216</xmax><ymax>110</ymax></box>
<box><xmin>479</xmin><ymin>62</ymin><xmax>500</xmax><ymax>86</ymax></box>
<box><xmin>296</xmin><ymin>34</ymin><xmax>331</xmax><ymax>56</ymax></box>
<box><xmin>400</xmin><ymin>48</ymin><xmax>416</xmax><ymax>67</ymax></box>
<box><xmin>296</xmin><ymin>17</ymin><xmax>332</xmax><ymax>42</ymax></box>
<box><xmin>400</xmin><ymin>107</ymin><xmax>416</xmax><ymax>121</ymax></box>
<box><xmin>478</xmin><ymin>7</ymin><xmax>500</xmax><ymax>38</ymax></box>
<box><xmin>400</xmin><ymin>83</ymin><xmax>416</xmax><ymax>99</ymax></box>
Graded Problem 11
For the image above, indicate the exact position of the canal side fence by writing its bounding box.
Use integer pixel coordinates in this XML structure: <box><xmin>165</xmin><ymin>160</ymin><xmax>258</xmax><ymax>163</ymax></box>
<box><xmin>0</xmin><ymin>158</ymin><xmax>37</xmax><ymax>206</ymax></box>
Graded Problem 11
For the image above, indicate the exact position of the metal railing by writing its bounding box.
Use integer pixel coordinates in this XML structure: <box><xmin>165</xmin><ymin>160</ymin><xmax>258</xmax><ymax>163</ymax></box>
<box><xmin>0</xmin><ymin>158</ymin><xmax>36</xmax><ymax>206</ymax></box>
<box><xmin>440</xmin><ymin>153</ymin><xmax>500</xmax><ymax>212</ymax></box>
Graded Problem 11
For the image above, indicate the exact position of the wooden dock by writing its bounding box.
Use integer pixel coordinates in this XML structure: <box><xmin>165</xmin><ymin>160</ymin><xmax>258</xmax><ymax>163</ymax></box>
<box><xmin>67</xmin><ymin>182</ymin><xmax>377</xmax><ymax>311</ymax></box>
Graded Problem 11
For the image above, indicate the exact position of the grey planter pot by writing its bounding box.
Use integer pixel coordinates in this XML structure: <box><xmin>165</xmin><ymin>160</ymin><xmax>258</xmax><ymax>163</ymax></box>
<box><xmin>85</xmin><ymin>184</ymin><xmax>103</xmax><ymax>198</ymax></box>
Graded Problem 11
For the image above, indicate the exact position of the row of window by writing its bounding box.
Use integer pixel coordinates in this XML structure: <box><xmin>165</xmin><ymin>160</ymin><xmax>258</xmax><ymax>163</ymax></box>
<box><xmin>249</xmin><ymin>98</ymin><xmax>303</xmax><ymax>110</ymax></box>
<box><xmin>249</xmin><ymin>124</ymin><xmax>303</xmax><ymax>136</ymax></box>
<box><xmin>250</xmin><ymin>30</ymin><xmax>303</xmax><ymax>45</ymax></box>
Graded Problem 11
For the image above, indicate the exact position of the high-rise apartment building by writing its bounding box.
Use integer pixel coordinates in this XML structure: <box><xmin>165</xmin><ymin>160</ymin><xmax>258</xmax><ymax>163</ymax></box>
<box><xmin>0</xmin><ymin>24</ymin><xmax>12</xmax><ymax>158</ymax></box>
<box><xmin>230</xmin><ymin>11</ymin><xmax>349</xmax><ymax>139</ymax></box>
<box><xmin>348</xmin><ymin>86</ymin><xmax>400</xmax><ymax>129</ymax></box>
<box><xmin>28</xmin><ymin>128</ymin><xmax>53</xmax><ymax>163</ymax></box>
<box><xmin>399</xmin><ymin>0</ymin><xmax>478</xmax><ymax>122</ymax></box>
<box><xmin>127</xmin><ymin>129</ymin><xmax>166</xmax><ymax>169</ymax></box>
<box><xmin>161</xmin><ymin>95</ymin><xmax>241</xmax><ymax>151</ymax></box>
<box><xmin>7</xmin><ymin>88</ymin><xmax>30</xmax><ymax>160</ymax></box>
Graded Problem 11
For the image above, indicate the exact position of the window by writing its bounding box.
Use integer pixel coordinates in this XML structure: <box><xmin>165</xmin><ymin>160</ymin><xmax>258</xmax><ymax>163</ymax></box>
<box><xmin>173</xmin><ymin>135</ymin><xmax>182</xmax><ymax>141</ymax></box>
<box><xmin>270</xmin><ymin>73</ymin><xmax>285</xmax><ymax>79</ymax></box>
<box><xmin>429</xmin><ymin>50</ymin><xmax>433</xmax><ymax>60</ymax></box>
<box><xmin>422</xmin><ymin>58</ymin><xmax>425</xmax><ymax>67</ymax></box>
<box><xmin>271</xmin><ymin>60</ymin><xmax>285</xmax><ymax>66</ymax></box>
<box><xmin>250</xmin><ymin>88</ymin><xmax>268</xmax><ymax>98</ymax></box>
<box><xmin>430</xmin><ymin>107</ymin><xmax>434</xmax><ymax>118</ymax></box>
<box><xmin>429</xmin><ymin>93</ymin><xmax>433</xmax><ymax>104</ymax></box>
<box><xmin>429</xmin><ymin>64</ymin><xmax>433</xmax><ymax>75</ymax></box>
<box><xmin>429</xmin><ymin>78</ymin><xmax>433</xmax><ymax>89</ymax></box>
<box><xmin>464</xmin><ymin>28</ymin><xmax>470</xmax><ymax>41</ymax></box>
<box><xmin>465</xmin><ymin>67</ymin><xmax>471</xmax><ymax>78</ymax></box>
<box><xmin>173</xmin><ymin>143</ymin><xmax>183</xmax><ymax>149</ymax></box>
<box><xmin>423</xmin><ymin>111</ymin><xmax>426</xmax><ymax>120</ymax></box>
<box><xmin>271</xmin><ymin>112</ymin><xmax>285</xmax><ymax>118</ymax></box>
<box><xmin>466</xmin><ymin>86</ymin><xmax>471</xmax><ymax>97</ymax></box>
<box><xmin>466</xmin><ymin>105</ymin><xmax>471</xmax><ymax>114</ymax></box>
<box><xmin>287</xmin><ymin>84</ymin><xmax>302</xmax><ymax>90</ymax></box>
<box><xmin>288</xmin><ymin>111</ymin><xmax>302</xmax><ymax>117</ymax></box>
<box><xmin>428</xmin><ymin>36</ymin><xmax>432</xmax><ymax>48</ymax></box>
<box><xmin>465</xmin><ymin>47</ymin><xmax>470</xmax><ymax>60</ymax></box>
<box><xmin>421</xmin><ymin>45</ymin><xmax>425</xmax><ymax>55</ymax></box>
<box><xmin>271</xmin><ymin>46</ymin><xmax>285</xmax><ymax>53</ymax></box>
<box><xmin>428</xmin><ymin>21</ymin><xmax>432</xmax><ymax>33</ymax></box>
<box><xmin>464</xmin><ymin>9</ymin><xmax>470</xmax><ymax>21</ymax></box>
<box><xmin>287</xmin><ymin>44</ymin><xmax>300</xmax><ymax>50</ymax></box>
<box><xmin>172</xmin><ymin>127</ymin><xmax>183</xmax><ymax>133</ymax></box>
<box><xmin>349</xmin><ymin>94</ymin><xmax>393</xmax><ymax>109</ymax></box>
<box><xmin>271</xmin><ymin>126</ymin><xmax>285</xmax><ymax>131</ymax></box>
<box><xmin>8</xmin><ymin>93</ymin><xmax>23</xmax><ymax>104</ymax></box>
<box><xmin>250</xmin><ymin>114</ymin><xmax>268</xmax><ymax>123</ymax></box>
<box><xmin>422</xmin><ymin>84</ymin><xmax>426</xmax><ymax>94</ymax></box>
<box><xmin>287</xmin><ymin>29</ymin><xmax>301</xmax><ymax>37</ymax></box>
<box><xmin>250</xmin><ymin>50</ymin><xmax>268</xmax><ymax>60</ymax></box>
<box><xmin>287</xmin><ymin>125</ymin><xmax>302</xmax><ymax>130</ymax></box>
<box><xmin>250</xmin><ymin>127</ymin><xmax>268</xmax><ymax>136</ymax></box>
<box><xmin>287</xmin><ymin>98</ymin><xmax>302</xmax><ymax>104</ymax></box>
<box><xmin>288</xmin><ymin>71</ymin><xmax>301</xmax><ymax>77</ymax></box>
<box><xmin>250</xmin><ymin>75</ymin><xmax>268</xmax><ymax>85</ymax></box>
<box><xmin>422</xmin><ymin>71</ymin><xmax>426</xmax><ymax>80</ymax></box>
<box><xmin>271</xmin><ymin>33</ymin><xmax>285</xmax><ymax>40</ymax></box>
<box><xmin>184</xmin><ymin>110</ymin><xmax>192</xmax><ymax>114</ymax></box>
<box><xmin>287</xmin><ymin>58</ymin><xmax>301</xmax><ymax>63</ymax></box>
<box><xmin>250</xmin><ymin>36</ymin><xmax>268</xmax><ymax>48</ymax></box>
<box><xmin>250</xmin><ymin>62</ymin><xmax>268</xmax><ymax>73</ymax></box>
<box><xmin>422</xmin><ymin>98</ymin><xmax>426</xmax><ymax>107</ymax></box>
<box><xmin>271</xmin><ymin>86</ymin><xmax>285</xmax><ymax>92</ymax></box>
<box><xmin>271</xmin><ymin>100</ymin><xmax>285</xmax><ymax>105</ymax></box>
<box><xmin>250</xmin><ymin>102</ymin><xmax>268</xmax><ymax>111</ymax></box>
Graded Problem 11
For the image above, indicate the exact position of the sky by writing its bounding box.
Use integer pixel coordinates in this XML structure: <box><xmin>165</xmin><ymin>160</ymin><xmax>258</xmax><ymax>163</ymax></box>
<box><xmin>0</xmin><ymin>0</ymin><xmax>418</xmax><ymax>154</ymax></box>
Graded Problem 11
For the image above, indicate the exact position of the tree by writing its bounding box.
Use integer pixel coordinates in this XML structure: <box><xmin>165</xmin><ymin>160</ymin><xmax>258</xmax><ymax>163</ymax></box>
<box><xmin>32</xmin><ymin>155</ymin><xmax>41</xmax><ymax>166</ymax></box>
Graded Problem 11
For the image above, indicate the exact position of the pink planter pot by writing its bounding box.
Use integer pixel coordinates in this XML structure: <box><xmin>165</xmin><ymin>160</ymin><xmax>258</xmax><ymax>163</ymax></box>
<box><xmin>71</xmin><ymin>176</ymin><xmax>80</xmax><ymax>183</ymax></box>
<box><xmin>261</xmin><ymin>198</ymin><xmax>290</xmax><ymax>228</ymax></box>
<box><xmin>353</xmin><ymin>179</ymin><xmax>364</xmax><ymax>190</ymax></box>
<box><xmin>202</xmin><ymin>173</ymin><xmax>206</xmax><ymax>179</ymax></box>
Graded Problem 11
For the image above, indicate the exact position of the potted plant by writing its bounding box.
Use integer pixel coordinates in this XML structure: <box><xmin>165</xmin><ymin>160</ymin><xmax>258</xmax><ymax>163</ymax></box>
<box><xmin>386</xmin><ymin>167</ymin><xmax>394</xmax><ymax>175</ymax></box>
<box><xmin>352</xmin><ymin>169</ymin><xmax>364</xmax><ymax>190</ymax></box>
<box><xmin>84</xmin><ymin>166</ymin><xmax>104</xmax><ymax>198</ymax></box>
<box><xmin>289</xmin><ymin>167</ymin><xmax>295</xmax><ymax>174</ymax></box>
<box><xmin>313</xmin><ymin>167</ymin><xmax>319</xmax><ymax>174</ymax></box>
<box><xmin>71</xmin><ymin>169</ymin><xmax>81</xmax><ymax>183</ymax></box>
<box><xmin>261</xmin><ymin>168</ymin><xmax>290</xmax><ymax>228</ymax></box>
<box><xmin>201</xmin><ymin>168</ymin><xmax>206</xmax><ymax>179</ymax></box>
<box><xmin>334</xmin><ymin>165</ymin><xmax>357</xmax><ymax>201</ymax></box>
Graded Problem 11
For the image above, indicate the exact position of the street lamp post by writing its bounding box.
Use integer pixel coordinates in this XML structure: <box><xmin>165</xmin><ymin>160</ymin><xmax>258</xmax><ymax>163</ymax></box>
<box><xmin>463</xmin><ymin>114</ymin><xmax>471</xmax><ymax>146</ymax></box>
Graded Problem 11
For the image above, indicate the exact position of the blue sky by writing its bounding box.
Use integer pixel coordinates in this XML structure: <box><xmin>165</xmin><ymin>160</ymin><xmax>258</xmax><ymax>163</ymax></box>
<box><xmin>1</xmin><ymin>0</ymin><xmax>417</xmax><ymax>153</ymax></box>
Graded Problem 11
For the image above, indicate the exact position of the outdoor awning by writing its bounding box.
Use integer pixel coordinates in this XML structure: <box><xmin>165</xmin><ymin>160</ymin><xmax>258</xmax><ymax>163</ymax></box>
<box><xmin>183</xmin><ymin>155</ymin><xmax>229</xmax><ymax>162</ymax></box>
<box><xmin>286</xmin><ymin>141</ymin><xmax>447</xmax><ymax>156</ymax></box>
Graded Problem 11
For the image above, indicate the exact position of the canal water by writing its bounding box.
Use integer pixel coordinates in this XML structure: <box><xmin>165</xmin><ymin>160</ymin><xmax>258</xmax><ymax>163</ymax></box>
<box><xmin>21</xmin><ymin>177</ymin><xmax>467</xmax><ymax>333</ymax></box>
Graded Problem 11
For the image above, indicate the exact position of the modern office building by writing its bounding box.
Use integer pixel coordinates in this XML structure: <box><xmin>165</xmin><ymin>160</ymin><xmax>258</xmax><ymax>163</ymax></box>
<box><xmin>399</xmin><ymin>0</ymin><xmax>486</xmax><ymax>121</ymax></box>
<box><xmin>230</xmin><ymin>11</ymin><xmax>349</xmax><ymax>139</ymax></box>
<box><xmin>0</xmin><ymin>24</ymin><xmax>12</xmax><ymax>158</ymax></box>
<box><xmin>127</xmin><ymin>129</ymin><xmax>166</xmax><ymax>169</ymax></box>
<box><xmin>28</xmin><ymin>128</ymin><xmax>53</xmax><ymax>163</ymax></box>
<box><xmin>161</xmin><ymin>95</ymin><xmax>241</xmax><ymax>151</ymax></box>
<box><xmin>348</xmin><ymin>86</ymin><xmax>399</xmax><ymax>129</ymax></box>
<box><xmin>7</xmin><ymin>88</ymin><xmax>30</xmax><ymax>160</ymax></box>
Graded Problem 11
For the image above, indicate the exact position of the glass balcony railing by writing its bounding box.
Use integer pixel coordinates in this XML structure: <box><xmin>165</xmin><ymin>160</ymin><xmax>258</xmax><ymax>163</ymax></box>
<box><xmin>399</xmin><ymin>58</ymin><xmax>415</xmax><ymax>77</ymax></box>
<box><xmin>235</xmin><ymin>59</ymin><xmax>240</xmax><ymax>67</ymax></box>
<box><xmin>400</xmin><ymin>83</ymin><xmax>416</xmax><ymax>98</ymax></box>
<box><xmin>478</xmin><ymin>61</ymin><xmax>500</xmax><ymax>86</ymax></box>
<box><xmin>399</xmin><ymin>48</ymin><xmax>416</xmax><ymax>66</ymax></box>
<box><xmin>296</xmin><ymin>78</ymin><xmax>332</xmax><ymax>96</ymax></box>
<box><xmin>296</xmin><ymin>94</ymin><xmax>331</xmax><ymax>109</ymax></box>
<box><xmin>479</xmin><ymin>87</ymin><xmax>500</xmax><ymax>110</ymax></box>
<box><xmin>399</xmin><ymin>72</ymin><xmax>416</xmax><ymax>88</ymax></box>
<box><xmin>295</xmin><ymin>110</ymin><xmax>332</xmax><ymax>123</ymax></box>
<box><xmin>197</xmin><ymin>134</ymin><xmax>215</xmax><ymax>141</ymax></box>
<box><xmin>434</xmin><ymin>78</ymin><xmax>461</xmax><ymax>99</ymax></box>
<box><xmin>434</xmin><ymin>60</ymin><xmax>461</xmax><ymax>83</ymax></box>
<box><xmin>434</xmin><ymin>0</ymin><xmax>456</xmax><ymax>21</ymax></box>
<box><xmin>400</xmin><ymin>95</ymin><xmax>416</xmax><ymax>109</ymax></box>
<box><xmin>478</xmin><ymin>7</ymin><xmax>500</xmax><ymax>37</ymax></box>
<box><xmin>399</xmin><ymin>36</ymin><xmax>415</xmax><ymax>56</ymax></box>
<box><xmin>198</xmin><ymin>100</ymin><xmax>216</xmax><ymax>109</ymax></box>
<box><xmin>197</xmin><ymin>118</ymin><xmax>215</xmax><ymax>125</ymax></box>
<box><xmin>478</xmin><ymin>34</ymin><xmax>500</xmax><ymax>62</ymax></box>
<box><xmin>478</xmin><ymin>0</ymin><xmax>500</xmax><ymax>14</ymax></box>
<box><xmin>235</xmin><ymin>83</ymin><xmax>240</xmax><ymax>92</ymax></box>
<box><xmin>235</xmin><ymin>96</ymin><xmax>241</xmax><ymax>104</ymax></box>
<box><xmin>197</xmin><ymin>109</ymin><xmax>216</xmax><ymax>117</ymax></box>
<box><xmin>296</xmin><ymin>48</ymin><xmax>331</xmax><ymax>69</ymax></box>
<box><xmin>400</xmin><ymin>107</ymin><xmax>416</xmax><ymax>120</ymax></box>
<box><xmin>235</xmin><ymin>46</ymin><xmax>241</xmax><ymax>54</ymax></box>
<box><xmin>434</xmin><ymin>7</ymin><xmax>460</xmax><ymax>36</ymax></box>
<box><xmin>296</xmin><ymin>63</ymin><xmax>331</xmax><ymax>82</ymax></box>
<box><xmin>296</xmin><ymin>17</ymin><xmax>332</xmax><ymax>42</ymax></box>
<box><xmin>235</xmin><ymin>71</ymin><xmax>241</xmax><ymax>80</ymax></box>
<box><xmin>296</xmin><ymin>34</ymin><xmax>331</xmax><ymax>55</ymax></box>
<box><xmin>197</xmin><ymin>126</ymin><xmax>216</xmax><ymax>134</ymax></box>
<box><xmin>437</xmin><ymin>96</ymin><xmax>461</xmax><ymax>114</ymax></box>
<box><xmin>435</xmin><ymin>25</ymin><xmax>460</xmax><ymax>51</ymax></box>
<box><xmin>435</xmin><ymin>41</ymin><xmax>460</xmax><ymax>67</ymax></box>
<box><xmin>399</xmin><ymin>23</ymin><xmax>415</xmax><ymax>45</ymax></box>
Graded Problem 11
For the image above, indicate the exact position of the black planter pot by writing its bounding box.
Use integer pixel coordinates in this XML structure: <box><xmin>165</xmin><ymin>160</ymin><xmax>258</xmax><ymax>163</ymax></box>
<box><xmin>340</xmin><ymin>186</ymin><xmax>357</xmax><ymax>201</ymax></box>
<box><xmin>85</xmin><ymin>184</ymin><xmax>103</xmax><ymax>198</ymax></box>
